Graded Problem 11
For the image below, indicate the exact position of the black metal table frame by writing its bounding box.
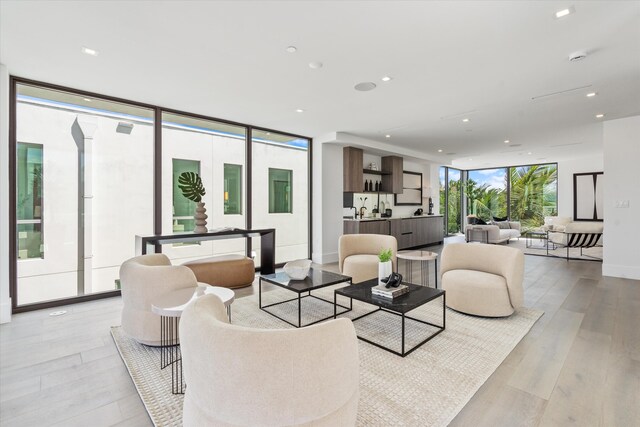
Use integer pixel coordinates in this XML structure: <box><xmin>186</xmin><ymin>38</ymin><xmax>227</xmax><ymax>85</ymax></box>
<box><xmin>334</xmin><ymin>291</ymin><xmax>446</xmax><ymax>357</ymax></box>
<box><xmin>159</xmin><ymin>316</ymin><xmax>184</xmax><ymax>394</ymax></box>
<box><xmin>258</xmin><ymin>277</ymin><xmax>353</xmax><ymax>328</ymax></box>
<box><xmin>136</xmin><ymin>228</ymin><xmax>276</xmax><ymax>274</ymax></box>
<box><xmin>525</xmin><ymin>230</ymin><xmax>549</xmax><ymax>249</ymax></box>
<box><xmin>158</xmin><ymin>305</ymin><xmax>232</xmax><ymax>395</ymax></box>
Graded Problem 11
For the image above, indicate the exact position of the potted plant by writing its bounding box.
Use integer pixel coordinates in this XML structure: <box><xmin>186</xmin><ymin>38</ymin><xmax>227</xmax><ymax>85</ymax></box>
<box><xmin>378</xmin><ymin>248</ymin><xmax>393</xmax><ymax>285</ymax></box>
<box><xmin>178</xmin><ymin>171</ymin><xmax>208</xmax><ymax>233</ymax></box>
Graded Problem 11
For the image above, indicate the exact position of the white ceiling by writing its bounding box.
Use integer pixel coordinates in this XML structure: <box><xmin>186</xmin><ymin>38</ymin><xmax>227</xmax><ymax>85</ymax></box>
<box><xmin>2</xmin><ymin>1</ymin><xmax>639</xmax><ymax>168</ymax></box>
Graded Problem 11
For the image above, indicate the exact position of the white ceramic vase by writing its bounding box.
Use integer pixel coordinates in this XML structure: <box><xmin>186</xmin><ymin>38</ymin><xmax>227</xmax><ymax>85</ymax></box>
<box><xmin>194</xmin><ymin>202</ymin><xmax>208</xmax><ymax>233</ymax></box>
<box><xmin>378</xmin><ymin>260</ymin><xmax>392</xmax><ymax>285</ymax></box>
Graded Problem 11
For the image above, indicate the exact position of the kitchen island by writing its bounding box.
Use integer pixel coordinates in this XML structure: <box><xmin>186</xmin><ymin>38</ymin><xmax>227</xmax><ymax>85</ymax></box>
<box><xmin>343</xmin><ymin>215</ymin><xmax>444</xmax><ymax>250</ymax></box>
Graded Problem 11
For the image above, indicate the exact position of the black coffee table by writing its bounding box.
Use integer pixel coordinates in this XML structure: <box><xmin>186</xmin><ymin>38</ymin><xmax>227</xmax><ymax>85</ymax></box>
<box><xmin>259</xmin><ymin>268</ymin><xmax>352</xmax><ymax>328</ymax></box>
<box><xmin>334</xmin><ymin>279</ymin><xmax>445</xmax><ymax>357</ymax></box>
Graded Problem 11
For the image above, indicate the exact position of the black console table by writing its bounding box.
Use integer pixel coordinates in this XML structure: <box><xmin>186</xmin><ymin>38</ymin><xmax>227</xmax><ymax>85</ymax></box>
<box><xmin>135</xmin><ymin>228</ymin><xmax>276</xmax><ymax>274</ymax></box>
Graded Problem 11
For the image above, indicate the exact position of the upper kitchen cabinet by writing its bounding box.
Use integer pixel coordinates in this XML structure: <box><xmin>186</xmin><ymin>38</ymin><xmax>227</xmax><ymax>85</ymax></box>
<box><xmin>343</xmin><ymin>146</ymin><xmax>364</xmax><ymax>192</ymax></box>
<box><xmin>382</xmin><ymin>156</ymin><xmax>403</xmax><ymax>193</ymax></box>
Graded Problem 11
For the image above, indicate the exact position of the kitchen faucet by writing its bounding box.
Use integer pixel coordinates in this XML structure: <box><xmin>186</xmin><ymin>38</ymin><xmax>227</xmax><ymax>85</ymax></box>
<box><xmin>359</xmin><ymin>206</ymin><xmax>367</xmax><ymax>219</ymax></box>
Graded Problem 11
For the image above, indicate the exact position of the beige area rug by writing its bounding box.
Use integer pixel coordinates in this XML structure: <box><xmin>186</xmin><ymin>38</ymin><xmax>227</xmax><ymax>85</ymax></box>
<box><xmin>510</xmin><ymin>236</ymin><xmax>603</xmax><ymax>261</ymax></box>
<box><xmin>112</xmin><ymin>285</ymin><xmax>543</xmax><ymax>427</ymax></box>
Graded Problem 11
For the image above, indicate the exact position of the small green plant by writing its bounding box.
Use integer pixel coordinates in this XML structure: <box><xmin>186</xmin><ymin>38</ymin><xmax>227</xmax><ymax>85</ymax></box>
<box><xmin>378</xmin><ymin>248</ymin><xmax>393</xmax><ymax>263</ymax></box>
<box><xmin>178</xmin><ymin>172</ymin><xmax>206</xmax><ymax>202</ymax></box>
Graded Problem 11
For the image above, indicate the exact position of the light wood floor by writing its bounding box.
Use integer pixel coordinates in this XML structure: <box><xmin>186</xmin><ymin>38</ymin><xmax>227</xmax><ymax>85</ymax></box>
<box><xmin>1</xmin><ymin>238</ymin><xmax>638</xmax><ymax>426</ymax></box>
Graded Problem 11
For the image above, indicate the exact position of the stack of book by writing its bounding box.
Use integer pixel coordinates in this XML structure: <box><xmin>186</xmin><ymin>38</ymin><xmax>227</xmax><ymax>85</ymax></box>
<box><xmin>371</xmin><ymin>283</ymin><xmax>409</xmax><ymax>299</ymax></box>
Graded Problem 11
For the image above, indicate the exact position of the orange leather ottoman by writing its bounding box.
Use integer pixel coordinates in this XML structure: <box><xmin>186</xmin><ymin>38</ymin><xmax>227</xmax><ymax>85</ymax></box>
<box><xmin>183</xmin><ymin>254</ymin><xmax>255</xmax><ymax>289</ymax></box>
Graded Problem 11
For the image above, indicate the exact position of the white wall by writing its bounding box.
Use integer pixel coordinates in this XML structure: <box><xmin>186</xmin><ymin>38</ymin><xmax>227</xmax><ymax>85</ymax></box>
<box><xmin>556</xmin><ymin>153</ymin><xmax>604</xmax><ymax>218</ymax></box>
<box><xmin>602</xmin><ymin>116</ymin><xmax>640</xmax><ymax>280</ymax></box>
<box><xmin>0</xmin><ymin>64</ymin><xmax>10</xmax><ymax>323</ymax></box>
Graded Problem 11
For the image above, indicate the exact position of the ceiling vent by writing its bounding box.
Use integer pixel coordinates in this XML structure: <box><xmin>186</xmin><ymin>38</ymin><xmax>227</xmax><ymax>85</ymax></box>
<box><xmin>354</xmin><ymin>82</ymin><xmax>376</xmax><ymax>92</ymax></box>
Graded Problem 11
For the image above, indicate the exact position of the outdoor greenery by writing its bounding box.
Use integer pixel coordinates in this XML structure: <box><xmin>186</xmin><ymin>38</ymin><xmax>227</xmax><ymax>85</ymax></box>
<box><xmin>440</xmin><ymin>164</ymin><xmax>558</xmax><ymax>234</ymax></box>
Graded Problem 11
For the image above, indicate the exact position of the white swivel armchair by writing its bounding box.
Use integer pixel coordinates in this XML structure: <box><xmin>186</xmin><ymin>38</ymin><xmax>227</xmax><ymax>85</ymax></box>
<box><xmin>441</xmin><ymin>243</ymin><xmax>524</xmax><ymax>317</ymax></box>
<box><xmin>119</xmin><ymin>253</ymin><xmax>198</xmax><ymax>346</ymax></box>
<box><xmin>180</xmin><ymin>294</ymin><xmax>360</xmax><ymax>427</ymax></box>
<box><xmin>339</xmin><ymin>234</ymin><xmax>398</xmax><ymax>283</ymax></box>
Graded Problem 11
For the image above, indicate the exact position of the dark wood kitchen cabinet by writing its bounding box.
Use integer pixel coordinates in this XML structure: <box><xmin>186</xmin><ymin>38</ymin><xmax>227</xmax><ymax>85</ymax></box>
<box><xmin>344</xmin><ymin>220</ymin><xmax>389</xmax><ymax>235</ymax></box>
<box><xmin>343</xmin><ymin>147</ymin><xmax>364</xmax><ymax>192</ymax></box>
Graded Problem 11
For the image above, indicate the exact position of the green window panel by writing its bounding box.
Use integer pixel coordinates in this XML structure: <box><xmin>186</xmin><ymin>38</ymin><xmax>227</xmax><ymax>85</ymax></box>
<box><xmin>269</xmin><ymin>168</ymin><xmax>292</xmax><ymax>213</ymax></box>
<box><xmin>173</xmin><ymin>158</ymin><xmax>200</xmax><ymax>233</ymax></box>
<box><xmin>17</xmin><ymin>143</ymin><xmax>44</xmax><ymax>259</ymax></box>
<box><xmin>224</xmin><ymin>164</ymin><xmax>242</xmax><ymax>215</ymax></box>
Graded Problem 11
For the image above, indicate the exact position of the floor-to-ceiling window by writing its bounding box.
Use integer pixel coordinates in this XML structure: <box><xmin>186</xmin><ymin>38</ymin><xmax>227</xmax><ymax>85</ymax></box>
<box><xmin>14</xmin><ymin>83</ymin><xmax>155</xmax><ymax>306</ymax></box>
<box><xmin>446</xmin><ymin>168</ymin><xmax>462</xmax><ymax>235</ymax></box>
<box><xmin>466</xmin><ymin>168</ymin><xmax>508</xmax><ymax>222</ymax></box>
<box><xmin>251</xmin><ymin>130</ymin><xmax>309</xmax><ymax>265</ymax></box>
<box><xmin>509</xmin><ymin>163</ymin><xmax>558</xmax><ymax>228</ymax></box>
<box><xmin>161</xmin><ymin>112</ymin><xmax>247</xmax><ymax>262</ymax></box>
<box><xmin>11</xmin><ymin>79</ymin><xmax>312</xmax><ymax>311</ymax></box>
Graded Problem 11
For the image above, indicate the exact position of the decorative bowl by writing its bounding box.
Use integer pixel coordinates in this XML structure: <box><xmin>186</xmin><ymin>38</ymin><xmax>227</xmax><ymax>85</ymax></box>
<box><xmin>284</xmin><ymin>259</ymin><xmax>312</xmax><ymax>280</ymax></box>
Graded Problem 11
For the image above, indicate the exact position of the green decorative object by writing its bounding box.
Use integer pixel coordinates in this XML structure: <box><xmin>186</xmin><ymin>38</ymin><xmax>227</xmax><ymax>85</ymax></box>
<box><xmin>378</xmin><ymin>248</ymin><xmax>393</xmax><ymax>263</ymax></box>
<box><xmin>178</xmin><ymin>171</ymin><xmax>206</xmax><ymax>202</ymax></box>
<box><xmin>178</xmin><ymin>172</ymin><xmax>208</xmax><ymax>233</ymax></box>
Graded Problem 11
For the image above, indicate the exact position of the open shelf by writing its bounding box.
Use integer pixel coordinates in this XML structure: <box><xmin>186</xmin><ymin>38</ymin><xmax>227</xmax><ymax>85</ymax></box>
<box><xmin>363</xmin><ymin>169</ymin><xmax>391</xmax><ymax>176</ymax></box>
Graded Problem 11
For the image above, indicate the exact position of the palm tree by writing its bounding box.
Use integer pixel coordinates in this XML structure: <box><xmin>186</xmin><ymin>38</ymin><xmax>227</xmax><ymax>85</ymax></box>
<box><xmin>509</xmin><ymin>165</ymin><xmax>557</xmax><ymax>228</ymax></box>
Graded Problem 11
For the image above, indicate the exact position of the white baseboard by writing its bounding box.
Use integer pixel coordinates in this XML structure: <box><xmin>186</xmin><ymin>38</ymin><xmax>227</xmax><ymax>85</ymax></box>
<box><xmin>312</xmin><ymin>251</ymin><xmax>339</xmax><ymax>265</ymax></box>
<box><xmin>0</xmin><ymin>298</ymin><xmax>12</xmax><ymax>324</ymax></box>
<box><xmin>602</xmin><ymin>263</ymin><xmax>640</xmax><ymax>280</ymax></box>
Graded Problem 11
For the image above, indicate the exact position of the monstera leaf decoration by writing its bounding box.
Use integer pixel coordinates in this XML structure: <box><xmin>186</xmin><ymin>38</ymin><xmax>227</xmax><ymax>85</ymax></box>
<box><xmin>178</xmin><ymin>172</ymin><xmax>206</xmax><ymax>203</ymax></box>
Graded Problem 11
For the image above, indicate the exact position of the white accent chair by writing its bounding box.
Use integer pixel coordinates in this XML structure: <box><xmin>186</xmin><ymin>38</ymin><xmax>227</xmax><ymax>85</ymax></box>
<box><xmin>119</xmin><ymin>253</ymin><xmax>198</xmax><ymax>346</ymax></box>
<box><xmin>179</xmin><ymin>294</ymin><xmax>360</xmax><ymax>427</ymax></box>
<box><xmin>339</xmin><ymin>234</ymin><xmax>398</xmax><ymax>283</ymax></box>
<box><xmin>548</xmin><ymin>221</ymin><xmax>603</xmax><ymax>260</ymax></box>
<box><xmin>465</xmin><ymin>221</ymin><xmax>521</xmax><ymax>244</ymax></box>
<box><xmin>441</xmin><ymin>243</ymin><xmax>524</xmax><ymax>317</ymax></box>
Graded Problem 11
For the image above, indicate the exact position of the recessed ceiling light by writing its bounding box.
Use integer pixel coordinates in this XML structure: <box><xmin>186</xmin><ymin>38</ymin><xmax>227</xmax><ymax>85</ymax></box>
<box><xmin>309</xmin><ymin>61</ymin><xmax>323</xmax><ymax>69</ymax></box>
<box><xmin>355</xmin><ymin>82</ymin><xmax>377</xmax><ymax>92</ymax></box>
<box><xmin>555</xmin><ymin>6</ymin><xmax>575</xmax><ymax>19</ymax></box>
<box><xmin>83</xmin><ymin>98</ymin><xmax>91</xmax><ymax>102</ymax></box>
<box><xmin>81</xmin><ymin>46</ymin><xmax>98</xmax><ymax>56</ymax></box>
<box><xmin>462</xmin><ymin>118</ymin><xmax>470</xmax><ymax>123</ymax></box>
<box><xmin>504</xmin><ymin>140</ymin><xmax>510</xmax><ymax>144</ymax></box>
<box><xmin>385</xmin><ymin>134</ymin><xmax>391</xmax><ymax>138</ymax></box>
<box><xmin>381</xmin><ymin>76</ymin><xmax>392</xmax><ymax>82</ymax></box>
<box><xmin>295</xmin><ymin>109</ymin><xmax>304</xmax><ymax>113</ymax></box>
<box><xmin>586</xmin><ymin>92</ymin><xmax>597</xmax><ymax>97</ymax></box>
<box><xmin>527</xmin><ymin>152</ymin><xmax>532</xmax><ymax>155</ymax></box>
<box><xmin>469</xmin><ymin>158</ymin><xmax>473</xmax><ymax>161</ymax></box>
<box><xmin>286</xmin><ymin>46</ymin><xmax>297</xmax><ymax>53</ymax></box>
<box><xmin>595</xmin><ymin>113</ymin><xmax>604</xmax><ymax>118</ymax></box>
<box><xmin>437</xmin><ymin>149</ymin><xmax>443</xmax><ymax>153</ymax></box>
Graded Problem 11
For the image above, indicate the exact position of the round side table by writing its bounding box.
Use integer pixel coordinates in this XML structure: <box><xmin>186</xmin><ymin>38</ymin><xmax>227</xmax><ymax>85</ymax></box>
<box><xmin>151</xmin><ymin>284</ymin><xmax>234</xmax><ymax>394</ymax></box>
<box><xmin>396</xmin><ymin>250</ymin><xmax>438</xmax><ymax>288</ymax></box>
